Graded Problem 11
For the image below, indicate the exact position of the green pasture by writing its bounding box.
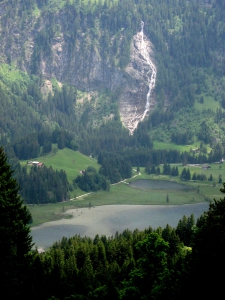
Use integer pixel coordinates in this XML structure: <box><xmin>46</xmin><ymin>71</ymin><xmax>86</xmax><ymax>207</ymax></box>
<box><xmin>141</xmin><ymin>163</ymin><xmax>224</xmax><ymax>188</ymax></box>
<box><xmin>28</xmin><ymin>201</ymin><xmax>78</xmax><ymax>226</ymax></box>
<box><xmin>195</xmin><ymin>94</ymin><xmax>221</xmax><ymax>112</ymax></box>
<box><xmin>21</xmin><ymin>147</ymin><xmax>100</xmax><ymax>185</ymax></box>
<box><xmin>76</xmin><ymin>182</ymin><xmax>204</xmax><ymax>206</ymax></box>
<box><xmin>181</xmin><ymin>163</ymin><xmax>224</xmax><ymax>180</ymax></box>
<box><xmin>153</xmin><ymin>141</ymin><xmax>201</xmax><ymax>152</ymax></box>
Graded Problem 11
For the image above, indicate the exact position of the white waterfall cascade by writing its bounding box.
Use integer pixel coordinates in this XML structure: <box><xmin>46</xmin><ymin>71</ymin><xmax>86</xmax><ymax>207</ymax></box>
<box><xmin>127</xmin><ymin>21</ymin><xmax>157</xmax><ymax>134</ymax></box>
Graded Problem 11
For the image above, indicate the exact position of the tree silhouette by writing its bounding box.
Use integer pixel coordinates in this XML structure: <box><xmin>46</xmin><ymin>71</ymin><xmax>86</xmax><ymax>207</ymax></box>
<box><xmin>184</xmin><ymin>183</ymin><xmax>225</xmax><ymax>299</ymax></box>
<box><xmin>0</xmin><ymin>147</ymin><xmax>33</xmax><ymax>298</ymax></box>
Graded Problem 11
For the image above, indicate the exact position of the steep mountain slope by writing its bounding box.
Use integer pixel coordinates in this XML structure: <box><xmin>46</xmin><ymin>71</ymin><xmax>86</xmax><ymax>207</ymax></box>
<box><xmin>120</xmin><ymin>22</ymin><xmax>157</xmax><ymax>134</ymax></box>
<box><xmin>0</xmin><ymin>0</ymin><xmax>225</xmax><ymax>156</ymax></box>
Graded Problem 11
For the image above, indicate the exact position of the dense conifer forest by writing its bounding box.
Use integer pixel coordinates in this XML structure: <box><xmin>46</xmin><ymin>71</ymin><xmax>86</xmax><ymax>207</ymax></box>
<box><xmin>1</xmin><ymin>0</ymin><xmax>225</xmax><ymax>155</ymax></box>
<box><xmin>1</xmin><ymin>147</ymin><xmax>225</xmax><ymax>299</ymax></box>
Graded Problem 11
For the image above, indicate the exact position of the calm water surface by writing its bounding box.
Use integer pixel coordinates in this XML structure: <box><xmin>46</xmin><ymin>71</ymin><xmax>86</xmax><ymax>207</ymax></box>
<box><xmin>31</xmin><ymin>203</ymin><xmax>209</xmax><ymax>250</ymax></box>
<box><xmin>129</xmin><ymin>179</ymin><xmax>193</xmax><ymax>190</ymax></box>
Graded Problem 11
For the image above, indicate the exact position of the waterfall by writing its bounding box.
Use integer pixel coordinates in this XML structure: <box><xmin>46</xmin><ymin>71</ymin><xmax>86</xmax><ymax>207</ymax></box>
<box><xmin>128</xmin><ymin>21</ymin><xmax>157</xmax><ymax>134</ymax></box>
<box><xmin>139</xmin><ymin>21</ymin><xmax>157</xmax><ymax>122</ymax></box>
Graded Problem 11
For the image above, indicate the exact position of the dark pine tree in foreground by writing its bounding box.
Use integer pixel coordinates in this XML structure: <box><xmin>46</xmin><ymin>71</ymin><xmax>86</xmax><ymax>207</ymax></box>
<box><xmin>182</xmin><ymin>183</ymin><xmax>225</xmax><ymax>300</ymax></box>
<box><xmin>0</xmin><ymin>147</ymin><xmax>33</xmax><ymax>299</ymax></box>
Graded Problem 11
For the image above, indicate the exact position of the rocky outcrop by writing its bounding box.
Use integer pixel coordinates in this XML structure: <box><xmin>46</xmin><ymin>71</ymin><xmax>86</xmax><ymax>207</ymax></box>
<box><xmin>42</xmin><ymin>30</ymin><xmax>157</xmax><ymax>134</ymax></box>
<box><xmin>119</xmin><ymin>31</ymin><xmax>156</xmax><ymax>134</ymax></box>
<box><xmin>0</xmin><ymin>4</ymin><xmax>156</xmax><ymax>134</ymax></box>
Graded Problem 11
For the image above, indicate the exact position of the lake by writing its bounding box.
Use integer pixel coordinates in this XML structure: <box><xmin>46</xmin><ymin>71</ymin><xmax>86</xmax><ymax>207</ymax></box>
<box><xmin>31</xmin><ymin>202</ymin><xmax>209</xmax><ymax>250</ymax></box>
<box><xmin>129</xmin><ymin>179</ymin><xmax>193</xmax><ymax>191</ymax></box>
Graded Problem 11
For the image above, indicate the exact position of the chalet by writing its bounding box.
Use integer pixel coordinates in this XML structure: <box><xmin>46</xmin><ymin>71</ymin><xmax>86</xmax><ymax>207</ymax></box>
<box><xmin>202</xmin><ymin>165</ymin><xmax>211</xmax><ymax>170</ymax></box>
<box><xmin>27</xmin><ymin>161</ymin><xmax>44</xmax><ymax>167</ymax></box>
<box><xmin>191</xmin><ymin>148</ymin><xmax>200</xmax><ymax>154</ymax></box>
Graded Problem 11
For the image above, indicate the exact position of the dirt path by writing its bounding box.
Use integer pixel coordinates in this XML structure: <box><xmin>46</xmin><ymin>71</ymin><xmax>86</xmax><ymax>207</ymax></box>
<box><xmin>70</xmin><ymin>172</ymin><xmax>141</xmax><ymax>201</ymax></box>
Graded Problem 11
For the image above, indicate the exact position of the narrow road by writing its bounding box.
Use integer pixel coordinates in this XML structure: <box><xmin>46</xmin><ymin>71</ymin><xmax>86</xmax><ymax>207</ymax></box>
<box><xmin>69</xmin><ymin>172</ymin><xmax>141</xmax><ymax>201</ymax></box>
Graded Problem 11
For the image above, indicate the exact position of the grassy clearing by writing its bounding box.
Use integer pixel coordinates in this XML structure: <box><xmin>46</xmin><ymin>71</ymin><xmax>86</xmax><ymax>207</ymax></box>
<box><xmin>21</xmin><ymin>147</ymin><xmax>100</xmax><ymax>198</ymax></box>
<box><xmin>153</xmin><ymin>141</ymin><xmax>200</xmax><ymax>152</ymax></box>
<box><xmin>28</xmin><ymin>202</ymin><xmax>77</xmax><ymax>226</ymax></box>
<box><xmin>0</xmin><ymin>64</ymin><xmax>30</xmax><ymax>84</ymax></box>
<box><xmin>33</xmin><ymin>4</ymin><xmax>40</xmax><ymax>17</ymax></box>
<box><xmin>77</xmin><ymin>183</ymin><xmax>204</xmax><ymax>206</ymax></box>
<box><xmin>195</xmin><ymin>94</ymin><xmax>221</xmax><ymax>112</ymax></box>
<box><xmin>21</xmin><ymin>147</ymin><xmax>100</xmax><ymax>183</ymax></box>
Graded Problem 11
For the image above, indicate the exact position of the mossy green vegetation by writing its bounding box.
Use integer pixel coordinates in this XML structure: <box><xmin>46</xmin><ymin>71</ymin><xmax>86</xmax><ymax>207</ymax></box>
<box><xmin>0</xmin><ymin>64</ymin><xmax>31</xmax><ymax>89</ymax></box>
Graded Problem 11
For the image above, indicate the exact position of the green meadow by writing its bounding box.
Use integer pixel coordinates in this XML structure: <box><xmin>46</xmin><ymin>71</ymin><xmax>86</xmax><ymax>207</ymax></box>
<box><xmin>22</xmin><ymin>147</ymin><xmax>99</xmax><ymax>181</ymax></box>
<box><xmin>153</xmin><ymin>141</ymin><xmax>201</xmax><ymax>152</ymax></box>
<box><xmin>21</xmin><ymin>147</ymin><xmax>100</xmax><ymax>198</ymax></box>
<box><xmin>194</xmin><ymin>94</ymin><xmax>221</xmax><ymax>112</ymax></box>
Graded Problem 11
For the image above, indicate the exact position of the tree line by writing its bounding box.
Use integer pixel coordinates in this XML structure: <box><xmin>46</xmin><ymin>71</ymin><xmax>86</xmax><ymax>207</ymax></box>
<box><xmin>74</xmin><ymin>166</ymin><xmax>110</xmax><ymax>192</ymax></box>
<box><xmin>16</xmin><ymin>164</ymin><xmax>70</xmax><ymax>204</ymax></box>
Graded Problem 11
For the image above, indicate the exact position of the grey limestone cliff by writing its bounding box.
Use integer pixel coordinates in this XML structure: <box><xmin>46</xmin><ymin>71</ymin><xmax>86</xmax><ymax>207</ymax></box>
<box><xmin>0</xmin><ymin>4</ymin><xmax>156</xmax><ymax>133</ymax></box>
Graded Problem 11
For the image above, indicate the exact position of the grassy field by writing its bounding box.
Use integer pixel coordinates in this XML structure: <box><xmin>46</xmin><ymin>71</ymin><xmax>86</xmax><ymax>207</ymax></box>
<box><xmin>21</xmin><ymin>147</ymin><xmax>100</xmax><ymax>182</ymax></box>
<box><xmin>28</xmin><ymin>163</ymin><xmax>224</xmax><ymax>227</ymax></box>
<box><xmin>153</xmin><ymin>141</ymin><xmax>201</xmax><ymax>152</ymax></box>
<box><xmin>21</xmin><ymin>147</ymin><xmax>100</xmax><ymax>198</ymax></box>
<box><xmin>194</xmin><ymin>94</ymin><xmax>221</xmax><ymax>112</ymax></box>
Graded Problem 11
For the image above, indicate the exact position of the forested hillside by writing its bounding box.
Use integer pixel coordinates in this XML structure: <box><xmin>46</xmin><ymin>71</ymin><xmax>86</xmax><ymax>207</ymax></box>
<box><xmin>0</xmin><ymin>0</ymin><xmax>225</xmax><ymax>200</ymax></box>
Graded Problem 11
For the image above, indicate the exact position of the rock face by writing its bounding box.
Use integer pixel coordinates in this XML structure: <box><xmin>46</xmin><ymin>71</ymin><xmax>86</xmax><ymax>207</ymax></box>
<box><xmin>42</xmin><ymin>30</ymin><xmax>157</xmax><ymax>134</ymax></box>
<box><xmin>37</xmin><ymin>34</ymin><xmax>125</xmax><ymax>92</ymax></box>
<box><xmin>0</xmin><ymin>3</ymin><xmax>156</xmax><ymax>134</ymax></box>
<box><xmin>119</xmin><ymin>31</ymin><xmax>157</xmax><ymax>134</ymax></box>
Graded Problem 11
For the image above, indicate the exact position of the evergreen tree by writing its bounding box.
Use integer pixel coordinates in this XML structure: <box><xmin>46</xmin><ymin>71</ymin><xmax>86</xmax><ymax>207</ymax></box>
<box><xmin>0</xmin><ymin>147</ymin><xmax>33</xmax><ymax>298</ymax></box>
<box><xmin>166</xmin><ymin>193</ymin><xmax>169</xmax><ymax>203</ymax></box>
<box><xmin>176</xmin><ymin>214</ymin><xmax>195</xmax><ymax>246</ymax></box>
<box><xmin>184</xmin><ymin>184</ymin><xmax>225</xmax><ymax>299</ymax></box>
<box><xmin>192</xmin><ymin>172</ymin><xmax>197</xmax><ymax>180</ymax></box>
<box><xmin>180</xmin><ymin>168</ymin><xmax>191</xmax><ymax>181</ymax></box>
<box><xmin>120</xmin><ymin>233</ymin><xmax>169</xmax><ymax>300</ymax></box>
